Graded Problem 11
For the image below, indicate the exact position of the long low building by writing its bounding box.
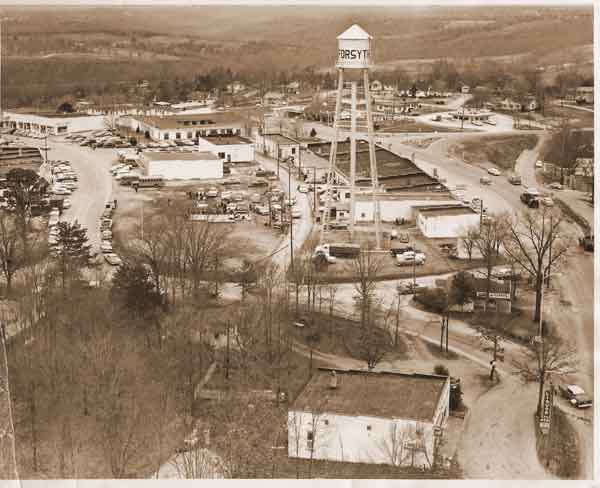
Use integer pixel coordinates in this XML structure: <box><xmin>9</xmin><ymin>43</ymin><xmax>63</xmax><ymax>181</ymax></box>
<box><xmin>119</xmin><ymin>113</ymin><xmax>244</xmax><ymax>142</ymax></box>
<box><xmin>138</xmin><ymin>151</ymin><xmax>223</xmax><ymax>180</ymax></box>
<box><xmin>197</xmin><ymin>134</ymin><xmax>255</xmax><ymax>163</ymax></box>
<box><xmin>3</xmin><ymin>111</ymin><xmax>106</xmax><ymax>135</ymax></box>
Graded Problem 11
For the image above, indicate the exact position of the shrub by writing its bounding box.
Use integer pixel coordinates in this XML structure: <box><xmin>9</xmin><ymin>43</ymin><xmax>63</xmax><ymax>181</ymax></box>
<box><xmin>433</xmin><ymin>364</ymin><xmax>449</xmax><ymax>376</ymax></box>
<box><xmin>415</xmin><ymin>287</ymin><xmax>448</xmax><ymax>313</ymax></box>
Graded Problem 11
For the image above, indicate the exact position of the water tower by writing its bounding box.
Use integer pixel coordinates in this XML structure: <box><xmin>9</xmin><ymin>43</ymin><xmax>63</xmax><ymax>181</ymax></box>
<box><xmin>320</xmin><ymin>24</ymin><xmax>381</xmax><ymax>249</ymax></box>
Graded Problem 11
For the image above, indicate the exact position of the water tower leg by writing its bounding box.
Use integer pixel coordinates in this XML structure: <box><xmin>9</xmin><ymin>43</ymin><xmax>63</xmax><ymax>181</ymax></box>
<box><xmin>319</xmin><ymin>68</ymin><xmax>344</xmax><ymax>245</ymax></box>
<box><xmin>350</xmin><ymin>80</ymin><xmax>357</xmax><ymax>240</ymax></box>
<box><xmin>363</xmin><ymin>69</ymin><xmax>381</xmax><ymax>250</ymax></box>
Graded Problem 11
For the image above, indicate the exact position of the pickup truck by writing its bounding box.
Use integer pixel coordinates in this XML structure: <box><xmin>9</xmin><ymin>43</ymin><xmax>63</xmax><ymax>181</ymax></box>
<box><xmin>558</xmin><ymin>384</ymin><xmax>592</xmax><ymax>408</ymax></box>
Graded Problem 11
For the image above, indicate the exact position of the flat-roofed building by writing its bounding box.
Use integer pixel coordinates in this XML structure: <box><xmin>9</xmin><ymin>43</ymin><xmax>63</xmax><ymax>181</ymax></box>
<box><xmin>256</xmin><ymin>133</ymin><xmax>300</xmax><ymax>162</ymax></box>
<box><xmin>3</xmin><ymin>111</ymin><xmax>105</xmax><ymax>135</ymax></box>
<box><xmin>123</xmin><ymin>113</ymin><xmax>244</xmax><ymax>142</ymax></box>
<box><xmin>197</xmin><ymin>134</ymin><xmax>255</xmax><ymax>163</ymax></box>
<box><xmin>288</xmin><ymin>368</ymin><xmax>450</xmax><ymax>468</ymax></box>
<box><xmin>138</xmin><ymin>151</ymin><xmax>223</xmax><ymax>180</ymax></box>
<box><xmin>415</xmin><ymin>204</ymin><xmax>480</xmax><ymax>238</ymax></box>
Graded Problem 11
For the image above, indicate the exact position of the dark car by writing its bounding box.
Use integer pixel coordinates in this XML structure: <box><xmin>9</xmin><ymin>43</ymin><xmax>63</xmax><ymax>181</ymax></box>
<box><xmin>390</xmin><ymin>245</ymin><xmax>414</xmax><ymax>257</ymax></box>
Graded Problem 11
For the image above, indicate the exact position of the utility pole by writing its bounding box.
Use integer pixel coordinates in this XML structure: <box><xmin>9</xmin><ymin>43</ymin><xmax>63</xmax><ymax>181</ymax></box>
<box><xmin>546</xmin><ymin>214</ymin><xmax>553</xmax><ymax>289</ymax></box>
<box><xmin>288</xmin><ymin>157</ymin><xmax>294</xmax><ymax>271</ymax></box>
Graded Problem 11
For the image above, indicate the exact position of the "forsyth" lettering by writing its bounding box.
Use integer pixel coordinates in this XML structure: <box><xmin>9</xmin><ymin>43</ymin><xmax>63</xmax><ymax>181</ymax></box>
<box><xmin>338</xmin><ymin>49</ymin><xmax>370</xmax><ymax>61</ymax></box>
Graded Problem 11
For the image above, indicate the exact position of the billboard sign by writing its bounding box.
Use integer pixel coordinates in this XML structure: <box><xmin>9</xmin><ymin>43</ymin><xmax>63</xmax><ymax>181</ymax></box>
<box><xmin>476</xmin><ymin>292</ymin><xmax>511</xmax><ymax>300</ymax></box>
<box><xmin>539</xmin><ymin>390</ymin><xmax>553</xmax><ymax>435</ymax></box>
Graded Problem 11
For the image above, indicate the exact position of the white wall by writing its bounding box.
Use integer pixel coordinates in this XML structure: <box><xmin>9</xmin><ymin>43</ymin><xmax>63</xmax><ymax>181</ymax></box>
<box><xmin>354</xmin><ymin>198</ymin><xmax>457</xmax><ymax>222</ymax></box>
<box><xmin>198</xmin><ymin>139</ymin><xmax>255</xmax><ymax>162</ymax></box>
<box><xmin>417</xmin><ymin>212</ymin><xmax>480</xmax><ymax>238</ymax></box>
<box><xmin>288</xmin><ymin>411</ymin><xmax>436</xmax><ymax>469</ymax></box>
<box><xmin>146</xmin><ymin>159</ymin><xmax>223</xmax><ymax>180</ymax></box>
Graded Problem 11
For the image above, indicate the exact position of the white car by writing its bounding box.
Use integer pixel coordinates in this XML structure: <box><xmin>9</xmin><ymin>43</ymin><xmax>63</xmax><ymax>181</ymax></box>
<box><xmin>101</xmin><ymin>230</ymin><xmax>113</xmax><ymax>240</ymax></box>
<box><xmin>535</xmin><ymin>160</ymin><xmax>543</xmax><ymax>168</ymax></box>
<box><xmin>52</xmin><ymin>187</ymin><xmax>71</xmax><ymax>196</ymax></box>
<box><xmin>396</xmin><ymin>251</ymin><xmax>425</xmax><ymax>266</ymax></box>
<box><xmin>541</xmin><ymin>197</ymin><xmax>554</xmax><ymax>207</ymax></box>
<box><xmin>291</xmin><ymin>209</ymin><xmax>302</xmax><ymax>219</ymax></box>
<box><xmin>487</xmin><ymin>168</ymin><xmax>501</xmax><ymax>176</ymax></box>
<box><xmin>62</xmin><ymin>198</ymin><xmax>71</xmax><ymax>209</ymax></box>
<box><xmin>297</xmin><ymin>185</ymin><xmax>309</xmax><ymax>193</ymax></box>
<box><xmin>62</xmin><ymin>181</ymin><xmax>78</xmax><ymax>190</ymax></box>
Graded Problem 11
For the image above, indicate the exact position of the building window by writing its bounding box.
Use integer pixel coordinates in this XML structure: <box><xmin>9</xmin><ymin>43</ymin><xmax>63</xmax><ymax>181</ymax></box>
<box><xmin>361</xmin><ymin>213</ymin><xmax>366</xmax><ymax>218</ymax></box>
<box><xmin>306</xmin><ymin>431</ymin><xmax>314</xmax><ymax>450</ymax></box>
<box><xmin>164</xmin><ymin>133</ymin><xmax>169</xmax><ymax>140</ymax></box>
<box><xmin>218</xmin><ymin>152</ymin><xmax>226</xmax><ymax>158</ymax></box>
<box><xmin>323</xmin><ymin>419</ymin><xmax>329</xmax><ymax>426</ymax></box>
<box><xmin>292</xmin><ymin>147</ymin><xmax>296</xmax><ymax>155</ymax></box>
<box><xmin>175</xmin><ymin>132</ymin><xmax>181</xmax><ymax>139</ymax></box>
<box><xmin>187</xmin><ymin>132</ymin><xmax>193</xmax><ymax>139</ymax></box>
<box><xmin>366</xmin><ymin>425</ymin><xmax>372</xmax><ymax>431</ymax></box>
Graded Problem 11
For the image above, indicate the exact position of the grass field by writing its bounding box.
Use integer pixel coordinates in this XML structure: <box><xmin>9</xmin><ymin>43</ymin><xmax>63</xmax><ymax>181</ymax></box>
<box><xmin>450</xmin><ymin>134</ymin><xmax>539</xmax><ymax>170</ymax></box>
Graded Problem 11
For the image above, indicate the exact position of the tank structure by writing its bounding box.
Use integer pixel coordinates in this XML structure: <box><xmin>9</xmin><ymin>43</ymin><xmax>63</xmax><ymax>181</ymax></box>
<box><xmin>320</xmin><ymin>24</ymin><xmax>382</xmax><ymax>249</ymax></box>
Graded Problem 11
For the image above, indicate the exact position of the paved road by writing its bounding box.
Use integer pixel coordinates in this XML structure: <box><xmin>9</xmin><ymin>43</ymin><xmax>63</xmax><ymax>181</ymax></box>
<box><xmin>254</xmin><ymin>153</ymin><xmax>314</xmax><ymax>269</ymax></box>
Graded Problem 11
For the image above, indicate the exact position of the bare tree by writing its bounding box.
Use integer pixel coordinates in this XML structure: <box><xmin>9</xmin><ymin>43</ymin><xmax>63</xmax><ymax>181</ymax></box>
<box><xmin>503</xmin><ymin>208</ymin><xmax>571</xmax><ymax>322</ymax></box>
<box><xmin>513</xmin><ymin>333</ymin><xmax>577</xmax><ymax>417</ymax></box>
<box><xmin>0</xmin><ymin>211</ymin><xmax>23</xmax><ymax>294</ymax></box>
<box><xmin>377</xmin><ymin>421</ymin><xmax>409</xmax><ymax>467</ymax></box>
<box><xmin>352</xmin><ymin>251</ymin><xmax>382</xmax><ymax>329</ymax></box>
<box><xmin>472</xmin><ymin>216</ymin><xmax>507</xmax><ymax>302</ymax></box>
<box><xmin>460</xmin><ymin>225</ymin><xmax>479</xmax><ymax>261</ymax></box>
<box><xmin>171</xmin><ymin>445</ymin><xmax>225</xmax><ymax>479</ymax></box>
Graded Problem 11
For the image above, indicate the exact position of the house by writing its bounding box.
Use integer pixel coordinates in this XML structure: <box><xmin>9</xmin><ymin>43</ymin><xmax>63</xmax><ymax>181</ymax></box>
<box><xmin>288</xmin><ymin>368</ymin><xmax>450</xmax><ymax>468</ymax></box>
<box><xmin>286</xmin><ymin>81</ymin><xmax>301</xmax><ymax>94</ymax></box>
<box><xmin>500</xmin><ymin>98</ymin><xmax>522</xmax><ymax>112</ymax></box>
<box><xmin>256</xmin><ymin>133</ymin><xmax>300</xmax><ymax>162</ymax></box>
<box><xmin>575</xmin><ymin>86</ymin><xmax>594</xmax><ymax>104</ymax></box>
<box><xmin>415</xmin><ymin>204</ymin><xmax>480</xmax><ymax>238</ymax></box>
<box><xmin>373</xmin><ymin>96</ymin><xmax>419</xmax><ymax>119</ymax></box>
<box><xmin>450</xmin><ymin>109</ymin><xmax>494</xmax><ymax>123</ymax></box>
<box><xmin>197</xmin><ymin>134</ymin><xmax>255</xmax><ymax>163</ymax></box>
<box><xmin>570</xmin><ymin>157</ymin><xmax>594</xmax><ymax>192</ymax></box>
<box><xmin>460</xmin><ymin>85</ymin><xmax>470</xmax><ymax>94</ymax></box>
<box><xmin>522</xmin><ymin>97</ymin><xmax>538</xmax><ymax>112</ymax></box>
<box><xmin>370</xmin><ymin>80</ymin><xmax>383</xmax><ymax>92</ymax></box>
<box><xmin>138</xmin><ymin>151</ymin><xmax>223</xmax><ymax>180</ymax></box>
<box><xmin>0</xmin><ymin>145</ymin><xmax>43</xmax><ymax>175</ymax></box>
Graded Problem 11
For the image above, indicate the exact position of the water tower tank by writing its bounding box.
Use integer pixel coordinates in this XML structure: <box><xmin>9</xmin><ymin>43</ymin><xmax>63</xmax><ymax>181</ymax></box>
<box><xmin>337</xmin><ymin>24</ymin><xmax>372</xmax><ymax>69</ymax></box>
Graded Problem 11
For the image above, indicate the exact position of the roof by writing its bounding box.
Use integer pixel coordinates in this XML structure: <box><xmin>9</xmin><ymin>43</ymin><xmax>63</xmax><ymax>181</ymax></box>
<box><xmin>337</xmin><ymin>24</ymin><xmax>372</xmax><ymax>40</ymax></box>
<box><xmin>291</xmin><ymin>368</ymin><xmax>448</xmax><ymax>422</ymax></box>
<box><xmin>136</xmin><ymin>113</ymin><xmax>242</xmax><ymax>130</ymax></box>
<box><xmin>417</xmin><ymin>205</ymin><xmax>477</xmax><ymax>218</ymax></box>
<box><xmin>577</xmin><ymin>86</ymin><xmax>594</xmax><ymax>92</ymax></box>
<box><xmin>200</xmin><ymin>135</ymin><xmax>253</xmax><ymax>145</ymax></box>
<box><xmin>141</xmin><ymin>151</ymin><xmax>220</xmax><ymax>161</ymax></box>
<box><xmin>263</xmin><ymin>133</ymin><xmax>299</xmax><ymax>145</ymax></box>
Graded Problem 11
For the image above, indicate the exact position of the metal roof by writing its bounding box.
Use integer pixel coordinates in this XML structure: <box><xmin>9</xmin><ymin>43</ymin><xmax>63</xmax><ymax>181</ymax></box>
<box><xmin>337</xmin><ymin>24</ymin><xmax>372</xmax><ymax>40</ymax></box>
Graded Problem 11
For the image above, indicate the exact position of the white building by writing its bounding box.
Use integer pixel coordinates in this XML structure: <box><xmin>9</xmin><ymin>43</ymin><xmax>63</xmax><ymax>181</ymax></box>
<box><xmin>256</xmin><ymin>133</ymin><xmax>300</xmax><ymax>162</ymax></box>
<box><xmin>198</xmin><ymin>135</ymin><xmax>255</xmax><ymax>163</ymax></box>
<box><xmin>288</xmin><ymin>368</ymin><xmax>450</xmax><ymax>469</ymax></box>
<box><xmin>415</xmin><ymin>205</ymin><xmax>480</xmax><ymax>238</ymax></box>
<box><xmin>575</xmin><ymin>86</ymin><xmax>594</xmax><ymax>104</ymax></box>
<box><xmin>3</xmin><ymin>111</ymin><xmax>106</xmax><ymax>135</ymax></box>
<box><xmin>353</xmin><ymin>193</ymin><xmax>458</xmax><ymax>222</ymax></box>
<box><xmin>138</xmin><ymin>151</ymin><xmax>223</xmax><ymax>180</ymax></box>
<box><xmin>121</xmin><ymin>113</ymin><xmax>244</xmax><ymax>142</ymax></box>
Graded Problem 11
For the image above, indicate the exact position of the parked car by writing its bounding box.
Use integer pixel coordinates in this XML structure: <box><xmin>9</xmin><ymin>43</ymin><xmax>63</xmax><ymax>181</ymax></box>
<box><xmin>548</xmin><ymin>182</ymin><xmax>563</xmax><ymax>190</ymax></box>
<box><xmin>398</xmin><ymin>282</ymin><xmax>427</xmax><ymax>295</ymax></box>
<box><xmin>487</xmin><ymin>168</ymin><xmax>501</xmax><ymax>176</ymax></box>
<box><xmin>558</xmin><ymin>384</ymin><xmax>592</xmax><ymax>408</ymax></box>
<box><xmin>390</xmin><ymin>245</ymin><xmax>413</xmax><ymax>257</ymax></box>
<box><xmin>104</xmin><ymin>253</ymin><xmax>122</xmax><ymax>266</ymax></box>
<box><xmin>101</xmin><ymin>230</ymin><xmax>113</xmax><ymax>240</ymax></box>
<box><xmin>62</xmin><ymin>198</ymin><xmax>71</xmax><ymax>209</ymax></box>
<box><xmin>535</xmin><ymin>160</ymin><xmax>543</xmax><ymax>168</ymax></box>
<box><xmin>395</xmin><ymin>251</ymin><xmax>425</xmax><ymax>266</ymax></box>
<box><xmin>297</xmin><ymin>184</ymin><xmax>309</xmax><ymax>193</ymax></box>
<box><xmin>541</xmin><ymin>196</ymin><xmax>554</xmax><ymax>207</ymax></box>
<box><xmin>206</xmin><ymin>188</ymin><xmax>219</xmax><ymax>198</ymax></box>
<box><xmin>508</xmin><ymin>174</ymin><xmax>522</xmax><ymax>185</ymax></box>
<box><xmin>291</xmin><ymin>209</ymin><xmax>302</xmax><ymax>219</ymax></box>
<box><xmin>480</xmin><ymin>176</ymin><xmax>492</xmax><ymax>185</ymax></box>
<box><xmin>255</xmin><ymin>206</ymin><xmax>269</xmax><ymax>216</ymax></box>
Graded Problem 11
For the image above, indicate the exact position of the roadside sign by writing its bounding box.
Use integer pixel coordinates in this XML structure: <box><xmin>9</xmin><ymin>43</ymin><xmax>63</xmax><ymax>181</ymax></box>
<box><xmin>539</xmin><ymin>390</ymin><xmax>553</xmax><ymax>435</ymax></box>
<box><xmin>476</xmin><ymin>292</ymin><xmax>511</xmax><ymax>300</ymax></box>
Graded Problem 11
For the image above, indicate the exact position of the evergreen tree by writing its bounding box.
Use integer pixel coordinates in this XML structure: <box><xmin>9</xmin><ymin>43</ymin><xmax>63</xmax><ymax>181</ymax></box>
<box><xmin>54</xmin><ymin>221</ymin><xmax>92</xmax><ymax>291</ymax></box>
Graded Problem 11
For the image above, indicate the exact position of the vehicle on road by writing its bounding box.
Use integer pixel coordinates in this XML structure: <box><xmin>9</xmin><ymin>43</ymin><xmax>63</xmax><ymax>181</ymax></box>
<box><xmin>315</xmin><ymin>243</ymin><xmax>360</xmax><ymax>259</ymax></box>
<box><xmin>520</xmin><ymin>188</ymin><xmax>541</xmax><ymax>208</ymax></box>
<box><xmin>398</xmin><ymin>282</ymin><xmax>427</xmax><ymax>295</ymax></box>
<box><xmin>558</xmin><ymin>384</ymin><xmax>592</xmax><ymax>408</ymax></box>
<box><xmin>62</xmin><ymin>198</ymin><xmax>71</xmax><ymax>209</ymax></box>
<box><xmin>291</xmin><ymin>209</ymin><xmax>302</xmax><ymax>219</ymax></box>
<box><xmin>297</xmin><ymin>184</ymin><xmax>309</xmax><ymax>193</ymax></box>
<box><xmin>248</xmin><ymin>179</ymin><xmax>268</xmax><ymax>188</ymax></box>
<box><xmin>390</xmin><ymin>245</ymin><xmax>414</xmax><ymax>257</ymax></box>
<box><xmin>101</xmin><ymin>230</ymin><xmax>113</xmax><ymax>240</ymax></box>
<box><xmin>487</xmin><ymin>168</ymin><xmax>501</xmax><ymax>176</ymax></box>
<box><xmin>104</xmin><ymin>253</ymin><xmax>123</xmax><ymax>266</ymax></box>
<box><xmin>52</xmin><ymin>186</ymin><xmax>71</xmax><ymax>196</ymax></box>
<box><xmin>548</xmin><ymin>182</ymin><xmax>563</xmax><ymax>190</ymax></box>
<box><xmin>579</xmin><ymin>234</ymin><xmax>594</xmax><ymax>252</ymax></box>
<box><xmin>396</xmin><ymin>251</ymin><xmax>425</xmax><ymax>266</ymax></box>
<box><xmin>206</xmin><ymin>188</ymin><xmax>219</xmax><ymax>198</ymax></box>
<box><xmin>508</xmin><ymin>174</ymin><xmax>522</xmax><ymax>185</ymax></box>
<box><xmin>254</xmin><ymin>206</ymin><xmax>269</xmax><ymax>216</ymax></box>
<box><xmin>535</xmin><ymin>160</ymin><xmax>543</xmax><ymax>168</ymax></box>
<box><xmin>312</xmin><ymin>249</ymin><xmax>337</xmax><ymax>265</ymax></box>
<box><xmin>541</xmin><ymin>196</ymin><xmax>554</xmax><ymax>207</ymax></box>
<box><xmin>480</xmin><ymin>176</ymin><xmax>492</xmax><ymax>185</ymax></box>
